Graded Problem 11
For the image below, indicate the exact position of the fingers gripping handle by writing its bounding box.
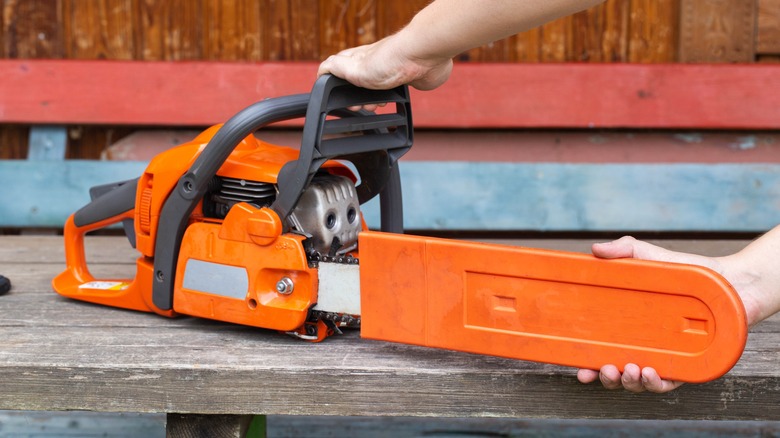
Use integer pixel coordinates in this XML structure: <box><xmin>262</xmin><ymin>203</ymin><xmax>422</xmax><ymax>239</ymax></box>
<box><xmin>272</xmin><ymin>75</ymin><xmax>413</xmax><ymax>230</ymax></box>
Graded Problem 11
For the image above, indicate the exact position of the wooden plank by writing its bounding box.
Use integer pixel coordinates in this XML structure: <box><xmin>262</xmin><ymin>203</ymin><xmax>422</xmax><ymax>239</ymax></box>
<box><xmin>0</xmin><ymin>0</ymin><xmax>4</xmax><ymax>57</ymax></box>
<box><xmin>62</xmin><ymin>0</ymin><xmax>134</xmax><ymax>60</ymax></box>
<box><xmin>0</xmin><ymin>160</ymin><xmax>147</xmax><ymax>228</ymax></box>
<box><xmin>400</xmin><ymin>131</ymin><xmax>780</xmax><ymax>164</ymax></box>
<box><xmin>0</xmin><ymin>125</ymin><xmax>28</xmax><ymax>159</ymax></box>
<box><xmin>318</xmin><ymin>0</ymin><xmax>377</xmax><ymax>58</ymax></box>
<box><xmin>569</xmin><ymin>2</ymin><xmax>607</xmax><ymax>62</ymax></box>
<box><xmin>262</xmin><ymin>0</ymin><xmax>288</xmax><ymax>60</ymax></box>
<box><xmin>679</xmin><ymin>0</ymin><xmax>757</xmax><ymax>62</ymax></box>
<box><xmin>260</xmin><ymin>0</ymin><xmax>321</xmax><ymax>61</ymax></box>
<box><xmin>0</xmin><ymin>0</ymin><xmax>686</xmax><ymax>65</ymax></box>
<box><xmin>376</xmin><ymin>0</ymin><xmax>427</xmax><ymax>39</ymax></box>
<box><xmin>539</xmin><ymin>14</ymin><xmax>569</xmax><ymax>62</ymax></box>
<box><xmin>0</xmin><ymin>236</ymin><xmax>779</xmax><ymax>419</ymax></box>
<box><xmin>4</xmin><ymin>411</ymin><xmax>780</xmax><ymax>437</ymax></box>
<box><xmin>413</xmin><ymin>63</ymin><xmax>780</xmax><ymax>129</ymax></box>
<box><xmin>2</xmin><ymin>60</ymin><xmax>780</xmax><ymax>129</ymax></box>
<box><xmin>134</xmin><ymin>0</ymin><xmax>203</xmax><ymax>61</ymax></box>
<box><xmin>2</xmin><ymin>160</ymin><xmax>779</xmax><ymax>232</ymax></box>
<box><xmin>628</xmin><ymin>0</ymin><xmax>679</xmax><ymax>63</ymax></box>
<box><xmin>64</xmin><ymin>126</ymin><xmax>136</xmax><ymax>159</ymax></box>
<box><xmin>289</xmin><ymin>0</ymin><xmax>320</xmax><ymax>60</ymax></box>
<box><xmin>758</xmin><ymin>0</ymin><xmax>780</xmax><ymax>54</ymax></box>
<box><xmin>511</xmin><ymin>28</ymin><xmax>542</xmax><ymax>62</ymax></box>
<box><xmin>203</xmin><ymin>0</ymin><xmax>262</xmax><ymax>61</ymax></box>
<box><xmin>585</xmin><ymin>0</ymin><xmax>629</xmax><ymax>62</ymax></box>
<box><xmin>166</xmin><ymin>414</ymin><xmax>252</xmax><ymax>438</ymax></box>
<box><xmin>2</xmin><ymin>0</ymin><xmax>63</xmax><ymax>58</ymax></box>
<box><xmin>267</xmin><ymin>417</ymin><xmax>780</xmax><ymax>437</ymax></box>
<box><xmin>101</xmin><ymin>129</ymin><xmax>780</xmax><ymax>164</ymax></box>
<box><xmin>27</xmin><ymin>126</ymin><xmax>67</xmax><ymax>160</ymax></box>
<box><xmin>363</xmin><ymin>162</ymin><xmax>780</xmax><ymax>232</ymax></box>
<box><xmin>0</xmin><ymin>60</ymin><xmax>317</xmax><ymax>126</ymax></box>
<box><xmin>0</xmin><ymin>411</ymin><xmax>165</xmax><ymax>437</ymax></box>
<box><xmin>527</xmin><ymin>0</ymin><xmax>637</xmax><ymax>63</ymax></box>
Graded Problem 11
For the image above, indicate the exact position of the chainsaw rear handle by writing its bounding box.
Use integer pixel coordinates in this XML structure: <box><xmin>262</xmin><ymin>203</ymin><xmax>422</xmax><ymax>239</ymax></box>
<box><xmin>62</xmin><ymin>205</ymin><xmax>136</xmax><ymax>287</ymax></box>
<box><xmin>73</xmin><ymin>178</ymin><xmax>139</xmax><ymax>247</ymax></box>
<box><xmin>152</xmin><ymin>74</ymin><xmax>413</xmax><ymax>311</ymax></box>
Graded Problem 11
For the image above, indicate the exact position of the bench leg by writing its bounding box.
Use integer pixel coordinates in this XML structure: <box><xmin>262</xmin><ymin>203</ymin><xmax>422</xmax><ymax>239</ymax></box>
<box><xmin>166</xmin><ymin>413</ymin><xmax>255</xmax><ymax>438</ymax></box>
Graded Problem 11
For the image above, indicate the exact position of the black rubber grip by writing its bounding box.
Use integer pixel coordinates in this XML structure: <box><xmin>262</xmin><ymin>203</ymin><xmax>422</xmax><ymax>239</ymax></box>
<box><xmin>73</xmin><ymin>178</ymin><xmax>139</xmax><ymax>228</ymax></box>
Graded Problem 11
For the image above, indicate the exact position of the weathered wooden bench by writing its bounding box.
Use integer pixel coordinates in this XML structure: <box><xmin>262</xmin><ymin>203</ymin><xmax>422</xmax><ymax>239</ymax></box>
<box><xmin>1</xmin><ymin>60</ymin><xmax>780</xmax><ymax>436</ymax></box>
<box><xmin>1</xmin><ymin>235</ymin><xmax>779</xmax><ymax>436</ymax></box>
<box><xmin>2</xmin><ymin>60</ymin><xmax>780</xmax><ymax>233</ymax></box>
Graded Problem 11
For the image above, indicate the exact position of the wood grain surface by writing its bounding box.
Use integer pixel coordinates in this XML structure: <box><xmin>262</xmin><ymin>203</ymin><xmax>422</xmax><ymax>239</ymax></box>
<box><xmin>1</xmin><ymin>235</ymin><xmax>778</xmax><ymax>420</ymax></box>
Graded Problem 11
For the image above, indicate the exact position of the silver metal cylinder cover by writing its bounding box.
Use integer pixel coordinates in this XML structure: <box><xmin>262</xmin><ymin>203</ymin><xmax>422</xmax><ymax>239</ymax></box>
<box><xmin>288</xmin><ymin>174</ymin><xmax>361</xmax><ymax>255</ymax></box>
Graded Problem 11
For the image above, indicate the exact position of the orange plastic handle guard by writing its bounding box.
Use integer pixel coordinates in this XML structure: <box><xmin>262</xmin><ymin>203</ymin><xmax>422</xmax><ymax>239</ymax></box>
<box><xmin>52</xmin><ymin>212</ymin><xmax>174</xmax><ymax>317</ymax></box>
<box><xmin>358</xmin><ymin>231</ymin><xmax>747</xmax><ymax>383</ymax></box>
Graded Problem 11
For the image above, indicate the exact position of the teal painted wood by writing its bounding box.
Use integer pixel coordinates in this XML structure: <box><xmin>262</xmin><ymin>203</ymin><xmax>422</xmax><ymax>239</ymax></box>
<box><xmin>0</xmin><ymin>161</ymin><xmax>147</xmax><ymax>227</ymax></box>
<box><xmin>361</xmin><ymin>162</ymin><xmax>780</xmax><ymax>232</ymax></box>
<box><xmin>27</xmin><ymin>126</ymin><xmax>67</xmax><ymax>160</ymax></box>
<box><xmin>2</xmin><ymin>160</ymin><xmax>779</xmax><ymax>232</ymax></box>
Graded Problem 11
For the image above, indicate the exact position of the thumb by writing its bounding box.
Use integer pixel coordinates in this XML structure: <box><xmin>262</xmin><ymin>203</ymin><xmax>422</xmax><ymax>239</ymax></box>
<box><xmin>592</xmin><ymin>236</ymin><xmax>721</xmax><ymax>272</ymax></box>
<box><xmin>591</xmin><ymin>236</ymin><xmax>640</xmax><ymax>259</ymax></box>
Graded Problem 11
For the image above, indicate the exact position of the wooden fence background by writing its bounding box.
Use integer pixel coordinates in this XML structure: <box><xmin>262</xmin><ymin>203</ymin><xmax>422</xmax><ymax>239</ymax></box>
<box><xmin>1</xmin><ymin>0</ymin><xmax>778</xmax><ymax>159</ymax></box>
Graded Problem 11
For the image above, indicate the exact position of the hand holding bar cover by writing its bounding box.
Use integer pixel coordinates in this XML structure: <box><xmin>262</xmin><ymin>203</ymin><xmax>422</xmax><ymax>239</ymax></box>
<box><xmin>358</xmin><ymin>231</ymin><xmax>747</xmax><ymax>383</ymax></box>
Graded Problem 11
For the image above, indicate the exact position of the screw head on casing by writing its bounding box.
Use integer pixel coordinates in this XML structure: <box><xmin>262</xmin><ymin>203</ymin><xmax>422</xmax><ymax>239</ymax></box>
<box><xmin>275</xmin><ymin>277</ymin><xmax>294</xmax><ymax>295</ymax></box>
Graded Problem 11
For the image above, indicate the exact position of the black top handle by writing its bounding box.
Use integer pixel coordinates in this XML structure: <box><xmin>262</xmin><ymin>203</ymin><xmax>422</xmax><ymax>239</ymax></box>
<box><xmin>151</xmin><ymin>74</ymin><xmax>413</xmax><ymax>311</ymax></box>
<box><xmin>273</xmin><ymin>75</ymin><xmax>413</xmax><ymax>229</ymax></box>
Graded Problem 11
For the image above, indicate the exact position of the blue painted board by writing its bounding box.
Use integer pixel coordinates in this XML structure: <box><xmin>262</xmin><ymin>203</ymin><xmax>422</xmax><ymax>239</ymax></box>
<box><xmin>0</xmin><ymin>161</ymin><xmax>147</xmax><ymax>228</ymax></box>
<box><xmin>27</xmin><ymin>126</ymin><xmax>68</xmax><ymax>161</ymax></box>
<box><xmin>363</xmin><ymin>162</ymin><xmax>780</xmax><ymax>232</ymax></box>
<box><xmin>1</xmin><ymin>160</ymin><xmax>778</xmax><ymax>232</ymax></box>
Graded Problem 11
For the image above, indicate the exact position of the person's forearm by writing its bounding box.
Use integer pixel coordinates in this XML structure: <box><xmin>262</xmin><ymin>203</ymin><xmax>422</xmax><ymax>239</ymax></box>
<box><xmin>721</xmin><ymin>225</ymin><xmax>780</xmax><ymax>324</ymax></box>
<box><xmin>317</xmin><ymin>0</ymin><xmax>606</xmax><ymax>90</ymax></box>
<box><xmin>394</xmin><ymin>0</ymin><xmax>604</xmax><ymax>62</ymax></box>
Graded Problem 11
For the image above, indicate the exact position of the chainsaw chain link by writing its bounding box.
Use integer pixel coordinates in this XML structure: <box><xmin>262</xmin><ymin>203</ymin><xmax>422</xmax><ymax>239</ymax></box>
<box><xmin>307</xmin><ymin>250</ymin><xmax>361</xmax><ymax>329</ymax></box>
<box><xmin>306</xmin><ymin>252</ymin><xmax>359</xmax><ymax>268</ymax></box>
<box><xmin>310</xmin><ymin>310</ymin><xmax>361</xmax><ymax>328</ymax></box>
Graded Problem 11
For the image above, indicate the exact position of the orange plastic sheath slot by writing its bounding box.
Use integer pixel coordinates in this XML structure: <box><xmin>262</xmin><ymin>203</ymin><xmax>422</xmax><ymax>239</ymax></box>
<box><xmin>358</xmin><ymin>231</ymin><xmax>747</xmax><ymax>383</ymax></box>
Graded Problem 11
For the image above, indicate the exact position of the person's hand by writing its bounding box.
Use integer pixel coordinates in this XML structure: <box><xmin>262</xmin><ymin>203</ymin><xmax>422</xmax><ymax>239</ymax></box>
<box><xmin>577</xmin><ymin>364</ymin><xmax>684</xmax><ymax>393</ymax></box>
<box><xmin>577</xmin><ymin>235</ymin><xmax>766</xmax><ymax>393</ymax></box>
<box><xmin>318</xmin><ymin>35</ymin><xmax>453</xmax><ymax>92</ymax></box>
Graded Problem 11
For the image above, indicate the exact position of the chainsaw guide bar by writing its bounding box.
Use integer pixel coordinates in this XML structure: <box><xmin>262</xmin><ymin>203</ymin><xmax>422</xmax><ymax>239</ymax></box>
<box><xmin>358</xmin><ymin>231</ymin><xmax>746</xmax><ymax>383</ymax></box>
<box><xmin>52</xmin><ymin>75</ymin><xmax>747</xmax><ymax>384</ymax></box>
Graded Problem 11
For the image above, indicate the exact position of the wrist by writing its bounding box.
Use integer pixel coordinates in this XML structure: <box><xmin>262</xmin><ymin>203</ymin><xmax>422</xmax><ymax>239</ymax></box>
<box><xmin>394</xmin><ymin>14</ymin><xmax>457</xmax><ymax>66</ymax></box>
<box><xmin>719</xmin><ymin>253</ymin><xmax>780</xmax><ymax>327</ymax></box>
<box><xmin>380</xmin><ymin>29</ymin><xmax>453</xmax><ymax>90</ymax></box>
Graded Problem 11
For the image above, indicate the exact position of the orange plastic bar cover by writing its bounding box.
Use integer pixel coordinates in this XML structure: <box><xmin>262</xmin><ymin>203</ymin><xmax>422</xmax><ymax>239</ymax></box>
<box><xmin>358</xmin><ymin>231</ymin><xmax>747</xmax><ymax>383</ymax></box>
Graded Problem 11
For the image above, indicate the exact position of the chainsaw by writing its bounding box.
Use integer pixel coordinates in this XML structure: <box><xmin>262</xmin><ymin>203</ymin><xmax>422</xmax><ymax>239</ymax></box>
<box><xmin>53</xmin><ymin>75</ymin><xmax>747</xmax><ymax>383</ymax></box>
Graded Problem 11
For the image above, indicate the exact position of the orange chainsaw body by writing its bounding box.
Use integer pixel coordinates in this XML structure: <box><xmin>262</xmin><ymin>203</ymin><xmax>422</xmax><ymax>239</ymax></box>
<box><xmin>53</xmin><ymin>126</ymin><xmax>359</xmax><ymax>339</ymax></box>
<box><xmin>52</xmin><ymin>76</ymin><xmax>748</xmax><ymax>382</ymax></box>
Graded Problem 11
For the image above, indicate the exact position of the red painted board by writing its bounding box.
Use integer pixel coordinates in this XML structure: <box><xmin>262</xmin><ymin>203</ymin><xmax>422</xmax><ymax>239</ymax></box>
<box><xmin>419</xmin><ymin>63</ymin><xmax>780</xmax><ymax>129</ymax></box>
<box><xmin>0</xmin><ymin>60</ymin><xmax>316</xmax><ymax>126</ymax></box>
<box><xmin>1</xmin><ymin>60</ymin><xmax>778</xmax><ymax>129</ymax></box>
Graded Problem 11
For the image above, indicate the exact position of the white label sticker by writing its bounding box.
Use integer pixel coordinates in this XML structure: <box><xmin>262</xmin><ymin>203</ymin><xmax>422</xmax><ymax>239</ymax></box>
<box><xmin>79</xmin><ymin>281</ymin><xmax>130</xmax><ymax>291</ymax></box>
